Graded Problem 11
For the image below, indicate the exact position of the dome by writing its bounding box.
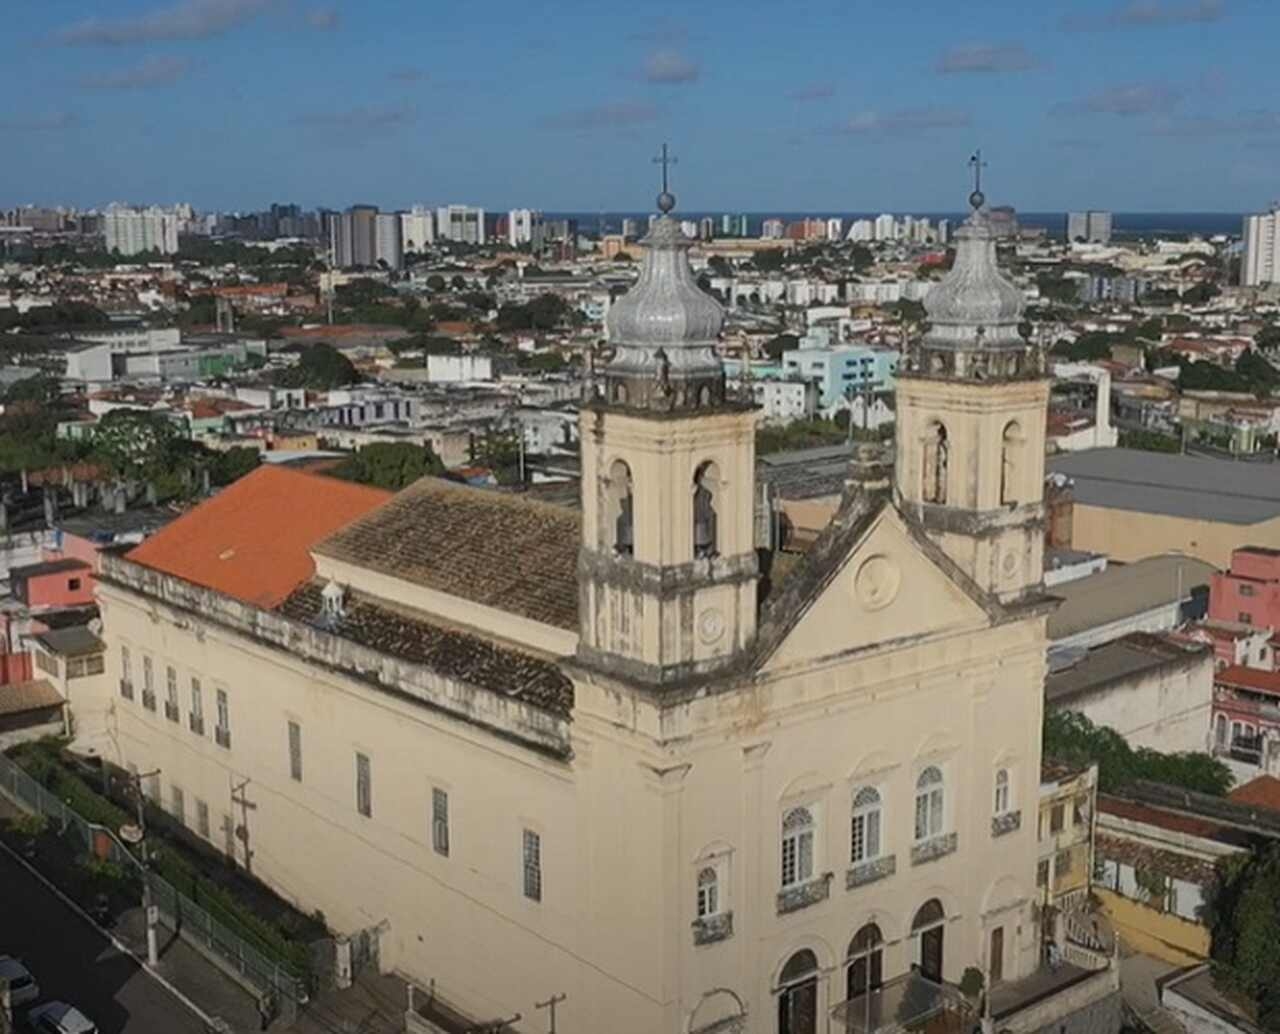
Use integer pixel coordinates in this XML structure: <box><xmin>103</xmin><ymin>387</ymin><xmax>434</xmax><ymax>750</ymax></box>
<box><xmin>605</xmin><ymin>216</ymin><xmax>724</xmax><ymax>348</ymax></box>
<box><xmin>922</xmin><ymin>208</ymin><xmax>1025</xmax><ymax>350</ymax></box>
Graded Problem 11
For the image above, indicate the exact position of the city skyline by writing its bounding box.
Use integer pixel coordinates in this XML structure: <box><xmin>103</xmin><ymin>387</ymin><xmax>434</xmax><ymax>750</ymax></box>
<box><xmin>2</xmin><ymin>0</ymin><xmax>1278</xmax><ymax>212</ymax></box>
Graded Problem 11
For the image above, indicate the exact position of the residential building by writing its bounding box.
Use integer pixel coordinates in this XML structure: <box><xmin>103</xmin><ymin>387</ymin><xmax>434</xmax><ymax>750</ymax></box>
<box><xmin>103</xmin><ymin>204</ymin><xmax>180</xmax><ymax>256</ymax></box>
<box><xmin>1210</xmin><ymin>665</ymin><xmax>1280</xmax><ymax>779</ymax></box>
<box><xmin>761</xmin><ymin>218</ymin><xmax>785</xmax><ymax>239</ymax></box>
<box><xmin>1211</xmin><ymin>546</ymin><xmax>1280</xmax><ymax>629</ymax></box>
<box><xmin>873</xmin><ymin>214</ymin><xmax>896</xmax><ymax>241</ymax></box>
<box><xmin>374</xmin><ymin>212</ymin><xmax>404</xmax><ymax>271</ymax></box>
<box><xmin>1036</xmin><ymin>761</ymin><xmax>1098</xmax><ymax>911</ymax></box>
<box><xmin>436</xmin><ymin>205</ymin><xmax>485</xmax><ymax>245</ymax></box>
<box><xmin>81</xmin><ymin>190</ymin><xmax>1115</xmax><ymax>1034</ymax></box>
<box><xmin>1242</xmin><ymin>206</ymin><xmax>1280</xmax><ymax>287</ymax></box>
<box><xmin>782</xmin><ymin>338</ymin><xmax>899</xmax><ymax>410</ymax></box>
<box><xmin>1066</xmin><ymin>212</ymin><xmax>1112</xmax><ymax>245</ymax></box>
<box><xmin>1045</xmin><ymin>632</ymin><xmax>1214</xmax><ymax>754</ymax></box>
<box><xmin>1048</xmin><ymin>448</ymin><xmax>1280</xmax><ymax>567</ymax></box>
<box><xmin>507</xmin><ymin>209</ymin><xmax>543</xmax><ymax>248</ymax></box>
<box><xmin>847</xmin><ymin>219</ymin><xmax>874</xmax><ymax>242</ymax></box>
<box><xmin>330</xmin><ymin>205</ymin><xmax>379</xmax><ymax>268</ymax></box>
<box><xmin>400</xmin><ymin>206</ymin><xmax>435</xmax><ymax>252</ymax></box>
<box><xmin>743</xmin><ymin>377</ymin><xmax>820</xmax><ymax>425</ymax></box>
<box><xmin>425</xmin><ymin>354</ymin><xmax>493</xmax><ymax>383</ymax></box>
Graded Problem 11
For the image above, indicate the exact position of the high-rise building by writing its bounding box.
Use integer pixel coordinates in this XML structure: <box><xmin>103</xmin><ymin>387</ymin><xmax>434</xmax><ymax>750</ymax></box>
<box><xmin>330</xmin><ymin>205</ymin><xmax>379</xmax><ymax>268</ymax></box>
<box><xmin>719</xmin><ymin>213</ymin><xmax>748</xmax><ymax>238</ymax></box>
<box><xmin>847</xmin><ymin>219</ymin><xmax>874</xmax><ymax>242</ymax></box>
<box><xmin>400</xmin><ymin>205</ymin><xmax>435</xmax><ymax>254</ymax></box>
<box><xmin>1243</xmin><ymin>207</ymin><xmax>1280</xmax><ymax>287</ymax></box>
<box><xmin>698</xmin><ymin>217</ymin><xmax>715</xmax><ymax>241</ymax></box>
<box><xmin>825</xmin><ymin>217</ymin><xmax>843</xmax><ymax>241</ymax></box>
<box><xmin>436</xmin><ymin>205</ymin><xmax>485</xmax><ymax>245</ymax></box>
<box><xmin>103</xmin><ymin>204</ymin><xmax>181</xmax><ymax>256</ymax></box>
<box><xmin>936</xmin><ymin>219</ymin><xmax>951</xmax><ymax>246</ymax></box>
<box><xmin>874</xmin><ymin>213</ymin><xmax>896</xmax><ymax>241</ymax></box>
<box><xmin>761</xmin><ymin>218</ymin><xmax>785</xmax><ymax>239</ymax></box>
<box><xmin>1066</xmin><ymin>211</ymin><xmax>1112</xmax><ymax>244</ymax></box>
<box><xmin>375</xmin><ymin>212</ymin><xmax>404</xmax><ymax>271</ymax></box>
<box><xmin>621</xmin><ymin>218</ymin><xmax>640</xmax><ymax>239</ymax></box>
<box><xmin>507</xmin><ymin>209</ymin><xmax>544</xmax><ymax>248</ymax></box>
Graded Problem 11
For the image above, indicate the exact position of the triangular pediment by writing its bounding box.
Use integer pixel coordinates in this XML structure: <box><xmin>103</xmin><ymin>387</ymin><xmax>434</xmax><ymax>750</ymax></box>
<box><xmin>759</xmin><ymin>502</ymin><xmax>991</xmax><ymax>673</ymax></box>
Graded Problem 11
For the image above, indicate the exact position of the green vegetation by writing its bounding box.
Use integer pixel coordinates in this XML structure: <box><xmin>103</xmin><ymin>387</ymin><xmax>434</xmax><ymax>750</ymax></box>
<box><xmin>757</xmin><ymin>418</ymin><xmax>849</xmax><ymax>454</ymax></box>
<box><xmin>330</xmin><ymin>442</ymin><xmax>445</xmax><ymax>491</ymax></box>
<box><xmin>762</xmin><ymin>333</ymin><xmax>800</xmax><ymax>360</ymax></box>
<box><xmin>1044</xmin><ymin>711</ymin><xmax>1232</xmax><ymax>796</ymax></box>
<box><xmin>1146</xmin><ymin>347</ymin><xmax>1280</xmax><ymax>396</ymax></box>
<box><xmin>1258</xmin><ymin>325</ymin><xmax>1280</xmax><ymax>352</ymax></box>
<box><xmin>1052</xmin><ymin>331</ymin><xmax>1119</xmax><ymax>362</ymax></box>
<box><xmin>1118</xmin><ymin>428</ymin><xmax>1181</xmax><ymax>454</ymax></box>
<box><xmin>0</xmin><ymin>301</ymin><xmax>110</xmax><ymax>333</ymax></box>
<box><xmin>334</xmin><ymin>280</ymin><xmax>434</xmax><ymax>331</ymax></box>
<box><xmin>273</xmin><ymin>343</ymin><xmax>359</xmax><ymax>389</ymax></box>
<box><xmin>1206</xmin><ymin>845</ymin><xmax>1280</xmax><ymax>1032</ymax></box>
<box><xmin>470</xmin><ymin>429</ymin><xmax>522</xmax><ymax>483</ymax></box>
<box><xmin>495</xmin><ymin>293</ymin><xmax>577</xmax><ymax>332</ymax></box>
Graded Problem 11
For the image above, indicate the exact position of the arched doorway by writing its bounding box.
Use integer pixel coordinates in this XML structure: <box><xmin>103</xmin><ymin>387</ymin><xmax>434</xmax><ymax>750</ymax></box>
<box><xmin>846</xmin><ymin>923</ymin><xmax>884</xmax><ymax>1002</ymax></box>
<box><xmin>777</xmin><ymin>949</ymin><xmax>819</xmax><ymax>1034</ymax></box>
<box><xmin>912</xmin><ymin>899</ymin><xmax>945</xmax><ymax>983</ymax></box>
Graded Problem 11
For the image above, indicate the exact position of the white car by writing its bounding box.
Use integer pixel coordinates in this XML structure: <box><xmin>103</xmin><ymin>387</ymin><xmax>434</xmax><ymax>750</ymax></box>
<box><xmin>0</xmin><ymin>955</ymin><xmax>38</xmax><ymax>1008</ymax></box>
<box><xmin>24</xmin><ymin>1002</ymin><xmax>97</xmax><ymax>1034</ymax></box>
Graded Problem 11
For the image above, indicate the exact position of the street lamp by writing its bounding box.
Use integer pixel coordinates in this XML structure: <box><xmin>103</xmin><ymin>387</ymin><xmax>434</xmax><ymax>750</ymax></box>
<box><xmin>119</xmin><ymin>768</ymin><xmax>160</xmax><ymax>967</ymax></box>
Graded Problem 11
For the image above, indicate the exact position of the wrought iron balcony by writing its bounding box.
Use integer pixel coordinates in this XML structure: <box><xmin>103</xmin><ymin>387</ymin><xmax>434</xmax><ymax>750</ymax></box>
<box><xmin>911</xmin><ymin>831</ymin><xmax>958</xmax><ymax>867</ymax></box>
<box><xmin>214</xmin><ymin>725</ymin><xmax>231</xmax><ymax>749</ymax></box>
<box><xmin>776</xmin><ymin>872</ymin><xmax>832</xmax><ymax>915</ymax></box>
<box><xmin>847</xmin><ymin>854</ymin><xmax>897</xmax><ymax>890</ymax></box>
<box><xmin>992</xmin><ymin>810</ymin><xmax>1022</xmax><ymax>838</ymax></box>
<box><xmin>691</xmin><ymin>910</ymin><xmax>734</xmax><ymax>946</ymax></box>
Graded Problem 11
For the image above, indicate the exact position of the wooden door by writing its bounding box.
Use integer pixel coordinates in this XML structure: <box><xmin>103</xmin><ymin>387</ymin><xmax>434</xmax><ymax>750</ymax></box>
<box><xmin>921</xmin><ymin>925</ymin><xmax>944</xmax><ymax>983</ymax></box>
<box><xmin>779</xmin><ymin>978</ymin><xmax>817</xmax><ymax>1034</ymax></box>
<box><xmin>989</xmin><ymin>926</ymin><xmax>1004</xmax><ymax>985</ymax></box>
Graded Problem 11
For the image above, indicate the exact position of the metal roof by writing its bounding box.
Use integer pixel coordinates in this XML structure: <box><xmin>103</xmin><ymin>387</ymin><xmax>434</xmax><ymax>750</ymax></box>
<box><xmin>34</xmin><ymin>626</ymin><xmax>104</xmax><ymax>658</ymax></box>
<box><xmin>1046</xmin><ymin>632</ymin><xmax>1209</xmax><ymax>706</ymax></box>
<box><xmin>1048</xmin><ymin>448</ymin><xmax>1280</xmax><ymax>525</ymax></box>
<box><xmin>1048</xmin><ymin>553</ymin><xmax>1218</xmax><ymax>641</ymax></box>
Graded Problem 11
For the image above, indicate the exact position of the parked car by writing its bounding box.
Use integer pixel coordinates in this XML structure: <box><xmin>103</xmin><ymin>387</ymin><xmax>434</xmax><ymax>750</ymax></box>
<box><xmin>24</xmin><ymin>1001</ymin><xmax>97</xmax><ymax>1034</ymax></box>
<box><xmin>0</xmin><ymin>955</ymin><xmax>39</xmax><ymax>1008</ymax></box>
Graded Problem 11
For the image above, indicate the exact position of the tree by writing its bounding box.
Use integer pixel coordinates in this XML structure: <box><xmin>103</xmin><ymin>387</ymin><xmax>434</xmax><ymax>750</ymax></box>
<box><xmin>210</xmin><ymin>447</ymin><xmax>260</xmax><ymax>486</ymax></box>
<box><xmin>1206</xmin><ymin>845</ymin><xmax>1280</xmax><ymax>1032</ymax></box>
<box><xmin>330</xmin><ymin>442</ymin><xmax>445</xmax><ymax>491</ymax></box>
<box><xmin>425</xmin><ymin>274</ymin><xmax>446</xmax><ymax>292</ymax></box>
<box><xmin>470</xmin><ymin>429</ymin><xmax>522</xmax><ymax>483</ymax></box>
<box><xmin>1237</xmin><ymin>350</ymin><xmax>1280</xmax><ymax>392</ymax></box>
<box><xmin>1257</xmin><ymin>325</ymin><xmax>1280</xmax><ymax>353</ymax></box>
<box><xmin>762</xmin><ymin>334</ymin><xmax>800</xmax><ymax>360</ymax></box>
<box><xmin>1052</xmin><ymin>331</ymin><xmax>1118</xmax><ymax>362</ymax></box>
<box><xmin>274</xmin><ymin>344</ymin><xmax>359</xmax><ymax>389</ymax></box>
<box><xmin>752</xmin><ymin>249</ymin><xmax>786</xmax><ymax>273</ymax></box>
<box><xmin>1044</xmin><ymin>710</ymin><xmax>1232</xmax><ymax>796</ymax></box>
<box><xmin>4</xmin><ymin>374</ymin><xmax>59</xmax><ymax>405</ymax></box>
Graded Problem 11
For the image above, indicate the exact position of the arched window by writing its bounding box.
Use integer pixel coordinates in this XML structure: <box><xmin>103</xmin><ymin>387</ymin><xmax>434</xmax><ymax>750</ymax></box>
<box><xmin>922</xmin><ymin>423</ymin><xmax>948</xmax><ymax>504</ymax></box>
<box><xmin>994</xmin><ymin>768</ymin><xmax>1010</xmax><ymax>815</ymax></box>
<box><xmin>1000</xmin><ymin>421</ymin><xmax>1022</xmax><ymax>505</ymax></box>
<box><xmin>607</xmin><ymin>460</ymin><xmax>634</xmax><ymax>556</ymax></box>
<box><xmin>914</xmin><ymin>767</ymin><xmax>944</xmax><ymax>841</ymax></box>
<box><xmin>696</xmin><ymin>866</ymin><xmax>719</xmax><ymax>918</ymax></box>
<box><xmin>1215</xmin><ymin>713</ymin><xmax>1228</xmax><ymax>750</ymax></box>
<box><xmin>693</xmin><ymin>461</ymin><xmax>720</xmax><ymax>559</ymax></box>
<box><xmin>847</xmin><ymin>923</ymin><xmax>884</xmax><ymax>1001</ymax></box>
<box><xmin>850</xmin><ymin>786</ymin><xmax>882</xmax><ymax>864</ymax></box>
<box><xmin>778</xmin><ymin>950</ymin><xmax>819</xmax><ymax>1034</ymax></box>
<box><xmin>781</xmin><ymin>806</ymin><xmax>815</xmax><ymax>888</ymax></box>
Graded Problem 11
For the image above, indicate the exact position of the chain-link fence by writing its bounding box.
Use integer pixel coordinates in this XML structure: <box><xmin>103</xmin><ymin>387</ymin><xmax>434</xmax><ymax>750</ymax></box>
<box><xmin>0</xmin><ymin>751</ymin><xmax>306</xmax><ymax>1010</ymax></box>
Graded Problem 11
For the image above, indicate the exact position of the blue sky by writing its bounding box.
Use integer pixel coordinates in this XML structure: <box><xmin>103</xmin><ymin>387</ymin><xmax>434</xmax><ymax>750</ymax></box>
<box><xmin>2</xmin><ymin>0</ymin><xmax>1278</xmax><ymax>213</ymax></box>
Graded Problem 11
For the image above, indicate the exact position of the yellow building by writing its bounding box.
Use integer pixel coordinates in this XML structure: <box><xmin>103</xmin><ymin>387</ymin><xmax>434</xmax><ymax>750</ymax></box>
<box><xmin>82</xmin><ymin>187</ymin><xmax>1116</xmax><ymax>1034</ymax></box>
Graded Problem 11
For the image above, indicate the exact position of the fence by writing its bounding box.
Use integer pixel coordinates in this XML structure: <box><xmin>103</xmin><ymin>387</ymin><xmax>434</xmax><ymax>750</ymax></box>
<box><xmin>0</xmin><ymin>750</ymin><xmax>307</xmax><ymax>1011</ymax></box>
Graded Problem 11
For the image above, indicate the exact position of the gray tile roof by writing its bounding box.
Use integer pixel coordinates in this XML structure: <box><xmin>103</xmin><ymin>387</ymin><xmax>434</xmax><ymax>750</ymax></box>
<box><xmin>1045</xmin><ymin>632</ymin><xmax>1210</xmax><ymax>707</ymax></box>
<box><xmin>1048</xmin><ymin>448</ymin><xmax>1280</xmax><ymax>525</ymax></box>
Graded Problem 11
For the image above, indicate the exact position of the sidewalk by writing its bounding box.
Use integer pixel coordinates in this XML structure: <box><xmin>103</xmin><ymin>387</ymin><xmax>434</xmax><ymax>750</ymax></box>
<box><xmin>285</xmin><ymin>971</ymin><xmax>408</xmax><ymax>1034</ymax></box>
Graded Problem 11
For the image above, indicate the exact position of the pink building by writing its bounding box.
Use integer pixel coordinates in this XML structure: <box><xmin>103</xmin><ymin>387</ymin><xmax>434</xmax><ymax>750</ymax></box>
<box><xmin>1210</xmin><ymin>547</ymin><xmax>1280</xmax><ymax>630</ymax></box>
<box><xmin>10</xmin><ymin>558</ymin><xmax>95</xmax><ymax>609</ymax></box>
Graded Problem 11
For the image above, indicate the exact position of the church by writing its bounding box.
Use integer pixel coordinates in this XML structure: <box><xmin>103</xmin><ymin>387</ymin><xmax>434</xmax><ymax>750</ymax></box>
<box><xmin>85</xmin><ymin>171</ymin><xmax>1118</xmax><ymax>1034</ymax></box>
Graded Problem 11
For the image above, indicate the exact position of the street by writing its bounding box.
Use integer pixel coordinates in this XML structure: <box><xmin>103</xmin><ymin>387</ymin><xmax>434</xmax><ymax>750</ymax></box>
<box><xmin>0</xmin><ymin>847</ymin><xmax>211</xmax><ymax>1034</ymax></box>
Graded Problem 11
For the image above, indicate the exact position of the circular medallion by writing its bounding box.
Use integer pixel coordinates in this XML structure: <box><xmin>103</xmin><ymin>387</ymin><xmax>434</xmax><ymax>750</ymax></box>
<box><xmin>698</xmin><ymin>608</ymin><xmax>726</xmax><ymax>645</ymax></box>
<box><xmin>855</xmin><ymin>554</ymin><xmax>901</xmax><ymax>611</ymax></box>
<box><xmin>1002</xmin><ymin>551</ymin><xmax>1019</xmax><ymax>576</ymax></box>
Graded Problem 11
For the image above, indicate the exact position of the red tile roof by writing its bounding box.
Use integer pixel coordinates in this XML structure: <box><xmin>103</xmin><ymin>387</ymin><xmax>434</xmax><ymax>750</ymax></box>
<box><xmin>126</xmin><ymin>466</ymin><xmax>391</xmax><ymax>609</ymax></box>
<box><xmin>1099</xmin><ymin>795</ymin><xmax>1229</xmax><ymax>840</ymax></box>
<box><xmin>1216</xmin><ymin>664</ymin><xmax>1280</xmax><ymax>698</ymax></box>
<box><xmin>1228</xmin><ymin>775</ymin><xmax>1280</xmax><ymax>812</ymax></box>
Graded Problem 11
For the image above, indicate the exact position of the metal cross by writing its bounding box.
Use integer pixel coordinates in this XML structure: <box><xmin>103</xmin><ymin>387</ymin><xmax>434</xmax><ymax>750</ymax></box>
<box><xmin>653</xmin><ymin>143</ymin><xmax>677</xmax><ymax>194</ymax></box>
<box><xmin>969</xmin><ymin>149</ymin><xmax>988</xmax><ymax>195</ymax></box>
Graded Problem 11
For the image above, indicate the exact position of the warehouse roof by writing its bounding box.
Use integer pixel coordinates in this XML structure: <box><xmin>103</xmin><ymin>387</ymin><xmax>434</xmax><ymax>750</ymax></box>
<box><xmin>1048</xmin><ymin>553</ymin><xmax>1217</xmax><ymax>641</ymax></box>
<box><xmin>1046</xmin><ymin>632</ymin><xmax>1209</xmax><ymax>706</ymax></box>
<box><xmin>1048</xmin><ymin>448</ymin><xmax>1280</xmax><ymax>525</ymax></box>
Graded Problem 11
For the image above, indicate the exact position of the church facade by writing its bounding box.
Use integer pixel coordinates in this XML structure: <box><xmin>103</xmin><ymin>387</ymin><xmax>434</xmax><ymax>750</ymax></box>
<box><xmin>84</xmin><ymin>183</ymin><xmax>1096</xmax><ymax>1034</ymax></box>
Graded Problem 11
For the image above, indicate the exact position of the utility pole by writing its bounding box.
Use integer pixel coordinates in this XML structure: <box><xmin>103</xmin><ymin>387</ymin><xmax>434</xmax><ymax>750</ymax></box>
<box><xmin>231</xmin><ymin>777</ymin><xmax>257</xmax><ymax>874</ymax></box>
<box><xmin>121</xmin><ymin>769</ymin><xmax>161</xmax><ymax>966</ymax></box>
<box><xmin>535</xmin><ymin>993</ymin><xmax>566</xmax><ymax>1034</ymax></box>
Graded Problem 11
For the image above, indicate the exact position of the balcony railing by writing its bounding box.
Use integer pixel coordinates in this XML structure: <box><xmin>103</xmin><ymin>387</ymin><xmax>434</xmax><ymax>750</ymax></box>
<box><xmin>911</xmin><ymin>831</ymin><xmax>958</xmax><ymax>867</ymax></box>
<box><xmin>777</xmin><ymin>873</ymin><xmax>832</xmax><ymax>915</ymax></box>
<box><xmin>141</xmin><ymin>689</ymin><xmax>156</xmax><ymax>712</ymax></box>
<box><xmin>847</xmin><ymin>854</ymin><xmax>896</xmax><ymax>890</ymax></box>
<box><xmin>992</xmin><ymin>810</ymin><xmax>1022</xmax><ymax>838</ymax></box>
<box><xmin>164</xmin><ymin>701</ymin><xmax>180</xmax><ymax>722</ymax></box>
<box><xmin>691</xmin><ymin>910</ymin><xmax>733</xmax><ymax>946</ymax></box>
<box><xmin>214</xmin><ymin>725</ymin><xmax>231</xmax><ymax>749</ymax></box>
<box><xmin>119</xmin><ymin>678</ymin><xmax>134</xmax><ymax>700</ymax></box>
<box><xmin>1220</xmin><ymin>737</ymin><xmax>1263</xmax><ymax>765</ymax></box>
<box><xmin>829</xmin><ymin>970</ymin><xmax>971</xmax><ymax>1034</ymax></box>
<box><xmin>189</xmin><ymin>713</ymin><xmax>205</xmax><ymax>736</ymax></box>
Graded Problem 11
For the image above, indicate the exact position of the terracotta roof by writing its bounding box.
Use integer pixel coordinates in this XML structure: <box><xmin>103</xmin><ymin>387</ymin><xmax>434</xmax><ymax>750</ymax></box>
<box><xmin>1099</xmin><ymin>794</ymin><xmax>1231</xmax><ymax>841</ymax></box>
<box><xmin>314</xmin><ymin>478</ymin><xmax>581</xmax><ymax>630</ymax></box>
<box><xmin>280</xmin><ymin>581</ymin><xmax>573</xmax><ymax>715</ymax></box>
<box><xmin>1228</xmin><ymin>775</ymin><xmax>1280</xmax><ymax>812</ymax></box>
<box><xmin>127</xmin><ymin>466</ymin><xmax>391</xmax><ymax>609</ymax></box>
<box><xmin>1216</xmin><ymin>664</ymin><xmax>1280</xmax><ymax>698</ymax></box>
<box><xmin>0</xmin><ymin>679</ymin><xmax>63</xmax><ymax>717</ymax></box>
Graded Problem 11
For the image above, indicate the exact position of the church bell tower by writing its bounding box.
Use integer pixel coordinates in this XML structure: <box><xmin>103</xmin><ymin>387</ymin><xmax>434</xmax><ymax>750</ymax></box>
<box><xmin>894</xmin><ymin>162</ymin><xmax>1050</xmax><ymax>602</ymax></box>
<box><xmin>577</xmin><ymin>149</ymin><xmax>759</xmax><ymax>687</ymax></box>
